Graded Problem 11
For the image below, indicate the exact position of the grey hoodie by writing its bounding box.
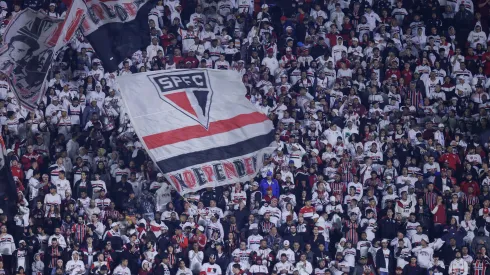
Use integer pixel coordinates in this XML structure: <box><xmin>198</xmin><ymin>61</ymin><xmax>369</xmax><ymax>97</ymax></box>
<box><xmin>31</xmin><ymin>254</ymin><xmax>44</xmax><ymax>275</ymax></box>
<box><xmin>471</xmin><ymin>228</ymin><xmax>490</xmax><ymax>255</ymax></box>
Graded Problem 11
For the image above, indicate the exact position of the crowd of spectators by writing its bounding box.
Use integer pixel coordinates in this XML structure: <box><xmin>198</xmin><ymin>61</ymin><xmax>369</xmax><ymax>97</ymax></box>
<box><xmin>0</xmin><ymin>0</ymin><xmax>490</xmax><ymax>274</ymax></box>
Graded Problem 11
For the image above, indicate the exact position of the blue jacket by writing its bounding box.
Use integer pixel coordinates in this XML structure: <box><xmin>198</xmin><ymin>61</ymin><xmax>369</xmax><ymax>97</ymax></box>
<box><xmin>260</xmin><ymin>178</ymin><xmax>280</xmax><ymax>198</ymax></box>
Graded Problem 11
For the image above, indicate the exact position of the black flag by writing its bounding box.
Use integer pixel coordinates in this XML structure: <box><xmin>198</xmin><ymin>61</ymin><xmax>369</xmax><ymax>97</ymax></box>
<box><xmin>84</xmin><ymin>0</ymin><xmax>157</xmax><ymax>72</ymax></box>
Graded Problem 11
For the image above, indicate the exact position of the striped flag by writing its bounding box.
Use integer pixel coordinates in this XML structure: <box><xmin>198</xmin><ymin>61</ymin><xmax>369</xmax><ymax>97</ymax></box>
<box><xmin>118</xmin><ymin>69</ymin><xmax>275</xmax><ymax>194</ymax></box>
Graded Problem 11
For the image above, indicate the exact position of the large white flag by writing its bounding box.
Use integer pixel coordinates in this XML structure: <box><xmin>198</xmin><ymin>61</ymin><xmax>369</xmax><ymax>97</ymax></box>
<box><xmin>118</xmin><ymin>69</ymin><xmax>275</xmax><ymax>194</ymax></box>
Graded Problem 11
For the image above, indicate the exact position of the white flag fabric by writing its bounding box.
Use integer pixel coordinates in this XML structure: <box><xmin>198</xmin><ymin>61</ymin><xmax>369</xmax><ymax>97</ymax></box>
<box><xmin>118</xmin><ymin>69</ymin><xmax>275</xmax><ymax>194</ymax></box>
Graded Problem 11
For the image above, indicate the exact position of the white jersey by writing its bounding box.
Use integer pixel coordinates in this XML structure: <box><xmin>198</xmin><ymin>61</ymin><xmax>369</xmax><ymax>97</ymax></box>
<box><xmin>274</xmin><ymin>261</ymin><xmax>294</xmax><ymax>274</ymax></box>
<box><xmin>0</xmin><ymin>234</ymin><xmax>15</xmax><ymax>255</ymax></box>
<box><xmin>249</xmin><ymin>264</ymin><xmax>268</xmax><ymax>274</ymax></box>
<box><xmin>231</xmin><ymin>248</ymin><xmax>251</xmax><ymax>268</ymax></box>
<box><xmin>412</xmin><ymin>246</ymin><xmax>434</xmax><ymax>268</ymax></box>
<box><xmin>247</xmin><ymin>234</ymin><xmax>263</xmax><ymax>251</ymax></box>
<box><xmin>65</xmin><ymin>259</ymin><xmax>85</xmax><ymax>275</ymax></box>
<box><xmin>405</xmin><ymin>221</ymin><xmax>420</xmax><ymax>239</ymax></box>
<box><xmin>448</xmin><ymin>258</ymin><xmax>468</xmax><ymax>275</ymax></box>
<box><xmin>28</xmin><ymin>177</ymin><xmax>42</xmax><ymax>201</ymax></box>
<box><xmin>54</xmin><ymin>178</ymin><xmax>71</xmax><ymax>200</ymax></box>
<box><xmin>201</xmin><ymin>263</ymin><xmax>222</xmax><ymax>275</ymax></box>
<box><xmin>277</xmin><ymin>248</ymin><xmax>295</xmax><ymax>264</ymax></box>
<box><xmin>112</xmin><ymin>265</ymin><xmax>131</xmax><ymax>275</ymax></box>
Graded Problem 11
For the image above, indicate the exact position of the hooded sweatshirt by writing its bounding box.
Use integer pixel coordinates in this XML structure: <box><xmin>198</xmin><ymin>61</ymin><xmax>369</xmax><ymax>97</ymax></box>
<box><xmin>467</xmin><ymin>24</ymin><xmax>487</xmax><ymax>49</ymax></box>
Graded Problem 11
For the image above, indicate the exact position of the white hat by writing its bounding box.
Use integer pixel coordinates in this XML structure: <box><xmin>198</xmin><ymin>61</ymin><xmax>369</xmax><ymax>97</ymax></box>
<box><xmin>111</xmin><ymin>222</ymin><xmax>119</xmax><ymax>228</ymax></box>
<box><xmin>385</xmin><ymin>175</ymin><xmax>392</xmax><ymax>180</ymax></box>
<box><xmin>51</xmin><ymin>96</ymin><xmax>59</xmax><ymax>101</ymax></box>
<box><xmin>438</xmin><ymin>123</ymin><xmax>444</xmax><ymax>128</ymax></box>
<box><xmin>352</xmin><ymin>38</ymin><xmax>359</xmax><ymax>42</ymax></box>
<box><xmin>261</xmin><ymin>18</ymin><xmax>269</xmax><ymax>22</ymax></box>
<box><xmin>0</xmin><ymin>2</ymin><xmax>7</xmax><ymax>9</ymax></box>
<box><xmin>251</xmin><ymin>181</ymin><xmax>259</xmax><ymax>187</ymax></box>
<box><xmin>421</xmin><ymin>236</ymin><xmax>429</xmax><ymax>243</ymax></box>
<box><xmin>340</xmin><ymin>238</ymin><xmax>346</xmax><ymax>243</ymax></box>
<box><xmin>312</xmin><ymin>149</ymin><xmax>319</xmax><ymax>155</ymax></box>
<box><xmin>261</xmin><ymin>4</ymin><xmax>268</xmax><ymax>8</ymax></box>
<box><xmin>198</xmin><ymin>226</ymin><xmax>205</xmax><ymax>232</ymax></box>
<box><xmin>49</xmin><ymin>3</ymin><xmax>56</xmax><ymax>7</ymax></box>
<box><xmin>186</xmin><ymin>22</ymin><xmax>194</xmax><ymax>28</ymax></box>
<box><xmin>330</xmin><ymin>196</ymin><xmax>336</xmax><ymax>202</ymax></box>
<box><xmin>126</xmin><ymin>142</ymin><xmax>134</xmax><ymax>147</ymax></box>
<box><xmin>157</xmin><ymin>173</ymin><xmax>163</xmax><ymax>177</ymax></box>
<box><xmin>283</xmin><ymin>240</ymin><xmax>290</xmax><ymax>246</ymax></box>
<box><xmin>381</xmin><ymin>239</ymin><xmax>389</xmax><ymax>243</ymax></box>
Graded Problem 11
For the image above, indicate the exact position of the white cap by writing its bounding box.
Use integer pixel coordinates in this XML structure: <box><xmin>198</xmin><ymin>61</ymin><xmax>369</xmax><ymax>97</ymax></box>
<box><xmin>340</xmin><ymin>238</ymin><xmax>346</xmax><ymax>243</ymax></box>
<box><xmin>330</xmin><ymin>196</ymin><xmax>336</xmax><ymax>202</ymax></box>
<box><xmin>126</xmin><ymin>142</ymin><xmax>134</xmax><ymax>147</ymax></box>
<box><xmin>0</xmin><ymin>1</ymin><xmax>7</xmax><ymax>9</ymax></box>
<box><xmin>157</xmin><ymin>173</ymin><xmax>163</xmax><ymax>177</ymax></box>
<box><xmin>382</xmin><ymin>239</ymin><xmax>389</xmax><ymax>243</ymax></box>
<box><xmin>438</xmin><ymin>123</ymin><xmax>444</xmax><ymax>128</ymax></box>
<box><xmin>134</xmin><ymin>141</ymin><xmax>143</xmax><ymax>149</ymax></box>
<box><xmin>312</xmin><ymin>149</ymin><xmax>319</xmax><ymax>155</ymax></box>
<box><xmin>186</xmin><ymin>22</ymin><xmax>193</xmax><ymax>28</ymax></box>
<box><xmin>261</xmin><ymin>4</ymin><xmax>268</xmax><ymax>8</ymax></box>
<box><xmin>283</xmin><ymin>240</ymin><xmax>290</xmax><ymax>246</ymax></box>
<box><xmin>198</xmin><ymin>226</ymin><xmax>204</xmax><ymax>232</ymax></box>
<box><xmin>111</xmin><ymin>222</ymin><xmax>119</xmax><ymax>228</ymax></box>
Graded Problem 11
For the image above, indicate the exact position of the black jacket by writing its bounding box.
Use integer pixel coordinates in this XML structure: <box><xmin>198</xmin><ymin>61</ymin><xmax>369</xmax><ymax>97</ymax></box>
<box><xmin>403</xmin><ymin>263</ymin><xmax>424</xmax><ymax>275</ymax></box>
<box><xmin>379</xmin><ymin>217</ymin><xmax>398</xmax><ymax>240</ymax></box>
<box><xmin>375</xmin><ymin>247</ymin><xmax>395</xmax><ymax>273</ymax></box>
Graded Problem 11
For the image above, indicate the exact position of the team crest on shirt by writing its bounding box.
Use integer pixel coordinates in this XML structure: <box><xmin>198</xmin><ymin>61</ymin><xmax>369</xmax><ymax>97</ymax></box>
<box><xmin>148</xmin><ymin>70</ymin><xmax>213</xmax><ymax>130</ymax></box>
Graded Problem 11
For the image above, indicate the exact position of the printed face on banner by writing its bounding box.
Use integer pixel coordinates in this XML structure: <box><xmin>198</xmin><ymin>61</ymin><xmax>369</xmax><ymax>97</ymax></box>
<box><xmin>148</xmin><ymin>71</ymin><xmax>214</xmax><ymax>130</ymax></box>
<box><xmin>0</xmin><ymin>18</ymin><xmax>59</xmax><ymax>107</ymax></box>
<box><xmin>0</xmin><ymin>4</ymin><xmax>84</xmax><ymax>110</ymax></box>
<box><xmin>0</xmin><ymin>10</ymin><xmax>61</xmax><ymax>109</ymax></box>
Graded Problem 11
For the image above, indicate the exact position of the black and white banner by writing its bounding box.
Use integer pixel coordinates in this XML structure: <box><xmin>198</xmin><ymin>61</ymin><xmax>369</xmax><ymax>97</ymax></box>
<box><xmin>0</xmin><ymin>3</ymin><xmax>84</xmax><ymax>110</ymax></box>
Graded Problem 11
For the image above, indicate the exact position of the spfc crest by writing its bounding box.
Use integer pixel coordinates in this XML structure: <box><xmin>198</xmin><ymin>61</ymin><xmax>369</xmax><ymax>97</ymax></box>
<box><xmin>148</xmin><ymin>71</ymin><xmax>213</xmax><ymax>129</ymax></box>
